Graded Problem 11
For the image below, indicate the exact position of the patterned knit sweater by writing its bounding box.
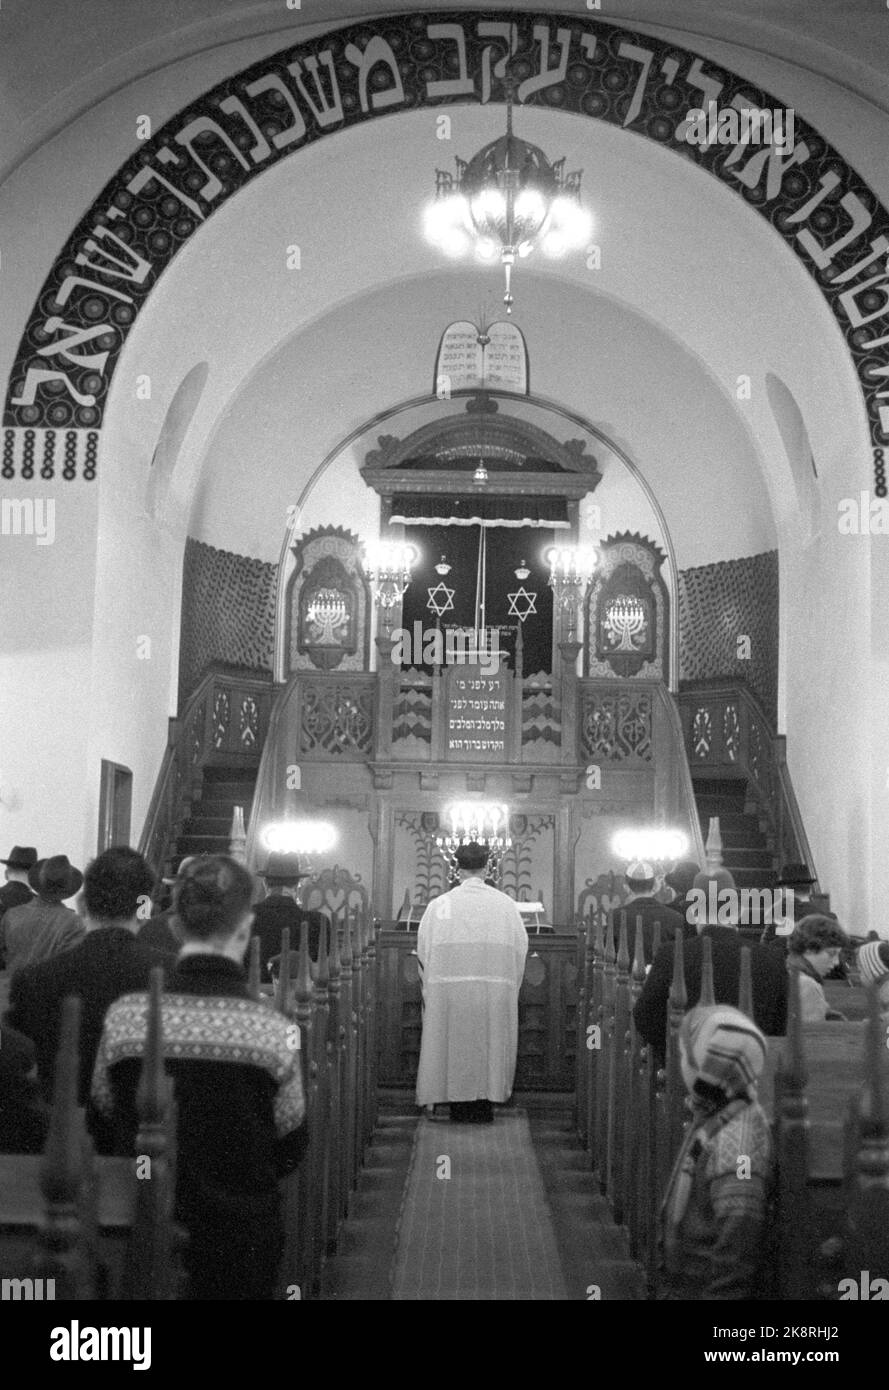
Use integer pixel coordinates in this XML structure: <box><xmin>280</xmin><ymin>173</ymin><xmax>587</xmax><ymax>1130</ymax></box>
<box><xmin>659</xmin><ymin>1101</ymin><xmax>773</xmax><ymax>1300</ymax></box>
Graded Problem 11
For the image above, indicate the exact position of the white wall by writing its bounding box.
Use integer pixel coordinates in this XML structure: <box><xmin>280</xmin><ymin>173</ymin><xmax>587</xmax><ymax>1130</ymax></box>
<box><xmin>0</xmin><ymin>484</ymin><xmax>97</xmax><ymax>865</ymax></box>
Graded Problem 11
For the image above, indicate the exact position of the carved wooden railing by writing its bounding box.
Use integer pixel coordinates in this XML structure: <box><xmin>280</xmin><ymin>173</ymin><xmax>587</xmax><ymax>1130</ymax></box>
<box><xmin>677</xmin><ymin>681</ymin><xmax>818</xmax><ymax>884</ymax></box>
<box><xmin>574</xmin><ymin>921</ymin><xmax>889</xmax><ymax>1299</ymax></box>
<box><xmin>139</xmin><ymin>665</ymin><xmax>273</xmax><ymax>880</ymax></box>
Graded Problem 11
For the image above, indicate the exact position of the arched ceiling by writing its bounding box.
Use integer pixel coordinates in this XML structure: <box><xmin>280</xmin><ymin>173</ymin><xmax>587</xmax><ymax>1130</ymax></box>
<box><xmin>3</xmin><ymin>4</ymin><xmax>885</xmax><ymax>515</ymax></box>
<box><xmin>96</xmin><ymin>102</ymin><xmax>856</xmax><ymax>569</ymax></box>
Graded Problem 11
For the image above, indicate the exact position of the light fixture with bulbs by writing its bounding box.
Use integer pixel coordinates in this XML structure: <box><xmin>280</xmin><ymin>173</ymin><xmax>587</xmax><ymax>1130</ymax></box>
<box><xmin>424</xmin><ymin>81</ymin><xmax>592</xmax><ymax>314</ymax></box>
<box><xmin>362</xmin><ymin>539</ymin><xmax>419</xmax><ymax>634</ymax></box>
<box><xmin>545</xmin><ymin>543</ymin><xmax>598</xmax><ymax>640</ymax></box>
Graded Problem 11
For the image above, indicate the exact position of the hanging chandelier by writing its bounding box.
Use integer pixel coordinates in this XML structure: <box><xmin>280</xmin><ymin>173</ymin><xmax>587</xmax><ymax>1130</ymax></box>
<box><xmin>424</xmin><ymin>82</ymin><xmax>592</xmax><ymax>313</ymax></box>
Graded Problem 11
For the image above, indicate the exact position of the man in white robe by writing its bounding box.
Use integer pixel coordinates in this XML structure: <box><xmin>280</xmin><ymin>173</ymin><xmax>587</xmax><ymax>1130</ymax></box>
<box><xmin>416</xmin><ymin>841</ymin><xmax>528</xmax><ymax>1122</ymax></box>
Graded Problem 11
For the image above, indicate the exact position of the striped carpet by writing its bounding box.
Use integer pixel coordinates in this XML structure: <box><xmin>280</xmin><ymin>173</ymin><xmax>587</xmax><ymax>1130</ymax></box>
<box><xmin>390</xmin><ymin>1109</ymin><xmax>568</xmax><ymax>1300</ymax></box>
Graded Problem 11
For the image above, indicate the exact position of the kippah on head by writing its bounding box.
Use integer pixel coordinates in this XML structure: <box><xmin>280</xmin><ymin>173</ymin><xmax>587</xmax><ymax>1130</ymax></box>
<box><xmin>455</xmin><ymin>841</ymin><xmax>489</xmax><ymax>871</ymax></box>
<box><xmin>856</xmin><ymin>939</ymin><xmax>889</xmax><ymax>985</ymax></box>
<box><xmin>680</xmin><ymin>1003</ymin><xmax>766</xmax><ymax>1103</ymax></box>
<box><xmin>626</xmin><ymin>860</ymin><xmax>655</xmax><ymax>886</ymax></box>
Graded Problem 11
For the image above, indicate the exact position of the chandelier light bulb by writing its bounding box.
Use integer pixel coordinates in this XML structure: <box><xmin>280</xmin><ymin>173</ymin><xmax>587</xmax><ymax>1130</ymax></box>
<box><xmin>514</xmin><ymin>187</ymin><xmax>547</xmax><ymax>227</ymax></box>
<box><xmin>263</xmin><ymin>820</ymin><xmax>337</xmax><ymax>856</ymax></box>
<box><xmin>541</xmin><ymin>231</ymin><xmax>567</xmax><ymax>258</ymax></box>
<box><xmin>425</xmin><ymin>94</ymin><xmax>590</xmax><ymax>311</ymax></box>
<box><xmin>611</xmin><ymin>827</ymin><xmax>689</xmax><ymax>864</ymax></box>
<box><xmin>475</xmin><ymin>236</ymin><xmax>500</xmax><ymax>262</ymax></box>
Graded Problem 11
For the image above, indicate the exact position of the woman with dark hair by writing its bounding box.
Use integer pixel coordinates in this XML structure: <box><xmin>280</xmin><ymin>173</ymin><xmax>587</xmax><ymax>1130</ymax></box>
<box><xmin>787</xmin><ymin>914</ymin><xmax>849</xmax><ymax>1022</ymax></box>
<box><xmin>92</xmin><ymin>855</ymin><xmax>306</xmax><ymax>1300</ymax></box>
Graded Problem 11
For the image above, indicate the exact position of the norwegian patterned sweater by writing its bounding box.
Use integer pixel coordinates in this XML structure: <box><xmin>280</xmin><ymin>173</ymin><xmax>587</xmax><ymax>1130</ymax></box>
<box><xmin>90</xmin><ymin>954</ymin><xmax>306</xmax><ymax>1204</ymax></box>
<box><xmin>659</xmin><ymin>1101</ymin><xmax>773</xmax><ymax>1300</ymax></box>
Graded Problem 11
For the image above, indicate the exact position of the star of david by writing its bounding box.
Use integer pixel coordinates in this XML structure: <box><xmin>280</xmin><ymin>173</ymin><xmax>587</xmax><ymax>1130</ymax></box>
<box><xmin>426</xmin><ymin>582</ymin><xmax>455</xmax><ymax>618</ymax></box>
<box><xmin>507</xmin><ymin>587</ymin><xmax>538</xmax><ymax>622</ymax></box>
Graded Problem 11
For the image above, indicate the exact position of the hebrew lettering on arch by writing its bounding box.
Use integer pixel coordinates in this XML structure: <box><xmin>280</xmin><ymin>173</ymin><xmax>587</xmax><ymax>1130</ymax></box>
<box><xmin>477</xmin><ymin>20</ymin><xmax>518</xmax><ymax>105</ymax></box>
<box><xmin>218</xmin><ymin>94</ymin><xmax>273</xmax><ymax>164</ymax></box>
<box><xmin>517</xmin><ymin>25</ymin><xmax>573</xmax><ymax>102</ymax></box>
<box><xmin>723</xmin><ymin>118</ymin><xmax>811</xmax><ymax>202</ymax></box>
<box><xmin>174</xmin><ymin>115</ymin><xmax>252</xmax><ymax>203</ymax></box>
<box><xmin>126</xmin><ymin>149</ymin><xmax>206</xmax><ymax>221</ymax></box>
<box><xmin>37</xmin><ymin>317</ymin><xmax>115</xmax><ymax>373</ymax></box>
<box><xmin>11</xmin><ymin>367</ymin><xmax>97</xmax><ymax>408</ymax></box>
<box><xmin>673</xmin><ymin>56</ymin><xmax>725</xmax><ymax>141</ymax></box>
<box><xmin>839</xmin><ymin>271</ymin><xmax>889</xmax><ymax>330</ymax></box>
<box><xmin>789</xmin><ymin>182</ymin><xmax>875</xmax><ymax>272</ymax></box>
<box><xmin>288</xmin><ymin>52</ymin><xmax>345</xmax><ymax>130</ymax></box>
<box><xmin>425</xmin><ymin>23</ymin><xmax>475</xmax><ymax>99</ymax></box>
<box><xmin>614</xmin><ymin>40</ymin><xmax>654</xmax><ymax>127</ymax></box>
<box><xmin>244</xmin><ymin>73</ymin><xmax>307</xmax><ymax>150</ymax></box>
<box><xmin>343</xmin><ymin>35</ymin><xmax>406</xmax><ymax>114</ymax></box>
<box><xmin>75</xmin><ymin>227</ymin><xmax>152</xmax><ymax>286</ymax></box>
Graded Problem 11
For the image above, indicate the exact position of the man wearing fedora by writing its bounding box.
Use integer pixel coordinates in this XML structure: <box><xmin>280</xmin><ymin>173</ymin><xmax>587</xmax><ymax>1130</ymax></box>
<box><xmin>6</xmin><ymin>847</ymin><xmax>174</xmax><ymax>1104</ymax></box>
<box><xmin>0</xmin><ymin>854</ymin><xmax>84</xmax><ymax>976</ymax></box>
<box><xmin>760</xmin><ymin>862</ymin><xmax>836</xmax><ymax>946</ymax></box>
<box><xmin>0</xmin><ymin>845</ymin><xmax>37</xmax><ymax>919</ymax></box>
<box><xmin>251</xmin><ymin>852</ymin><xmax>327</xmax><ymax>977</ymax></box>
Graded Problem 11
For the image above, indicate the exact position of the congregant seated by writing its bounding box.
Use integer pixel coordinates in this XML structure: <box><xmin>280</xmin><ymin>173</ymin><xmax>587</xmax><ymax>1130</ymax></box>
<box><xmin>5</xmin><ymin>846</ymin><xmax>174</xmax><ymax>1103</ymax></box>
<box><xmin>659</xmin><ymin>1005</ymin><xmax>773</xmax><ymax>1301</ymax></box>
<box><xmin>90</xmin><ymin>855</ymin><xmax>307</xmax><ymax>1301</ymax></box>
<box><xmin>786</xmin><ymin>915</ymin><xmax>849</xmax><ymax>1022</ymax></box>
<box><xmin>608</xmin><ymin>859</ymin><xmax>685</xmax><ymax>963</ymax></box>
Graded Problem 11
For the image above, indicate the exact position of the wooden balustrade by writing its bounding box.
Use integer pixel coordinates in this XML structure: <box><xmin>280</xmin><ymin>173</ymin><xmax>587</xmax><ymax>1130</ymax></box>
<box><xmin>575</xmin><ymin>924</ymin><xmax>889</xmax><ymax>1299</ymax></box>
<box><xmin>1</xmin><ymin>902</ymin><xmax>381</xmax><ymax>1301</ymax></box>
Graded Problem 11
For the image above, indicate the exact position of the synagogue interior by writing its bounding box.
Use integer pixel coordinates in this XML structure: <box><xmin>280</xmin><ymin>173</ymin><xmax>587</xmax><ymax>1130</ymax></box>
<box><xmin>1</xmin><ymin>0</ymin><xmax>888</xmax><ymax>1333</ymax></box>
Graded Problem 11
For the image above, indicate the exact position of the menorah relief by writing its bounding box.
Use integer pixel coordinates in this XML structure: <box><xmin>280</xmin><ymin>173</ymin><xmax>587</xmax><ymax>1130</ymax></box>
<box><xmin>603</xmin><ymin>594</ymin><xmax>648</xmax><ymax>652</ymax></box>
<box><xmin>306</xmin><ymin>587</ymin><xmax>350</xmax><ymax>645</ymax></box>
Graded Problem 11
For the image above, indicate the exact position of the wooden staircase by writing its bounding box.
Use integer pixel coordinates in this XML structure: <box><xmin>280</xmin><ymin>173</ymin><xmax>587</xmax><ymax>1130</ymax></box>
<box><xmin>692</xmin><ymin>774</ymin><xmax>776</xmax><ymax>889</ymax></box>
<box><xmin>173</xmin><ymin>764</ymin><xmax>259</xmax><ymax>866</ymax></box>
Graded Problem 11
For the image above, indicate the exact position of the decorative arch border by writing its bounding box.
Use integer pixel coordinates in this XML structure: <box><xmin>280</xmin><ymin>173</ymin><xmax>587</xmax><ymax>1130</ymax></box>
<box><xmin>3</xmin><ymin>9</ymin><xmax>888</xmax><ymax>496</ymax></box>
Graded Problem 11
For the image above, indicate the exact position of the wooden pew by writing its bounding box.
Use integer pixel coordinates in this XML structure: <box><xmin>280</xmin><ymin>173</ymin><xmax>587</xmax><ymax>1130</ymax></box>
<box><xmin>271</xmin><ymin>902</ymin><xmax>381</xmax><ymax>1298</ymax></box>
<box><xmin>0</xmin><ymin>984</ymin><xmax>179</xmax><ymax>1299</ymax></box>
<box><xmin>575</xmin><ymin>922</ymin><xmax>889</xmax><ymax>1300</ymax></box>
<box><xmin>1</xmin><ymin>898</ymin><xmax>382</xmax><ymax>1302</ymax></box>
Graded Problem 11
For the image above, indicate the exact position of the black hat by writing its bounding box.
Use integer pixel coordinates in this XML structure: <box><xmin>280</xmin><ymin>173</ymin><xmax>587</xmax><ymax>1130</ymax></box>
<box><xmin>455</xmin><ymin>841</ymin><xmax>489</xmax><ymax>871</ymax></box>
<box><xmin>777</xmin><ymin>862</ymin><xmax>816</xmax><ymax>888</ymax></box>
<box><xmin>28</xmin><ymin>855</ymin><xmax>83</xmax><ymax>901</ymax></box>
<box><xmin>665</xmin><ymin>859</ymin><xmax>700</xmax><ymax>894</ymax></box>
<box><xmin>0</xmin><ymin>845</ymin><xmax>37</xmax><ymax>870</ymax></box>
<box><xmin>264</xmin><ymin>852</ymin><xmax>307</xmax><ymax>883</ymax></box>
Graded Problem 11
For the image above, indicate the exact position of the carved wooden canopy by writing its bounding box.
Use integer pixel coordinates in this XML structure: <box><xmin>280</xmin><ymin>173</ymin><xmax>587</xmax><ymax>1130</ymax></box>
<box><xmin>360</xmin><ymin>395</ymin><xmax>601</xmax><ymax>516</ymax></box>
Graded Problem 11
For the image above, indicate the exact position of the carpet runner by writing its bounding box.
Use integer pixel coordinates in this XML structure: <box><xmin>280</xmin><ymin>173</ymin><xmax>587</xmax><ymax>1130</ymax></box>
<box><xmin>390</xmin><ymin>1109</ymin><xmax>569</xmax><ymax>1300</ymax></box>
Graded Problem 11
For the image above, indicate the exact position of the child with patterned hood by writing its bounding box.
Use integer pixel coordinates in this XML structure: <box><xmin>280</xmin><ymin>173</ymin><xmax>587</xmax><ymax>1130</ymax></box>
<box><xmin>659</xmin><ymin>1003</ymin><xmax>772</xmax><ymax>1300</ymax></box>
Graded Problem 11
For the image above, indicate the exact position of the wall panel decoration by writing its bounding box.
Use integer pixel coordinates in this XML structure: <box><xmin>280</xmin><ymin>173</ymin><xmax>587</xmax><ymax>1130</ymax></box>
<box><xmin>586</xmin><ymin>533</ymin><xmax>668</xmax><ymax>680</ymax></box>
<box><xmin>178</xmin><ymin>538</ymin><xmax>275</xmax><ymax>705</ymax></box>
<box><xmin>677</xmin><ymin>550</ymin><xmax>778</xmax><ymax>725</ymax></box>
<box><xmin>286</xmin><ymin>527</ymin><xmax>370</xmax><ymax>674</ymax></box>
